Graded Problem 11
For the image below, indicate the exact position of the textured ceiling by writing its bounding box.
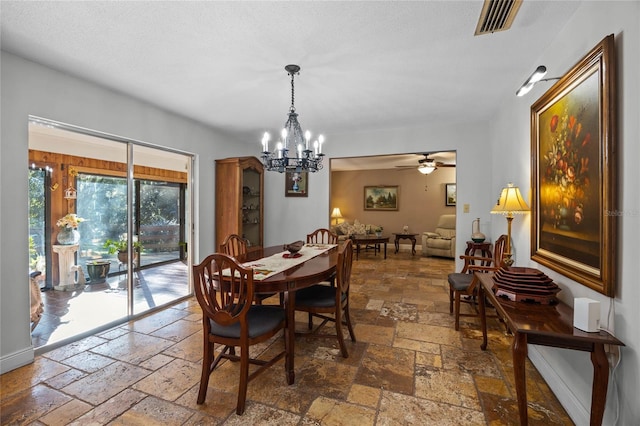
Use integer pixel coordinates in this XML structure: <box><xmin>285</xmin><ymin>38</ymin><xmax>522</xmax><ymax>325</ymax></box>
<box><xmin>1</xmin><ymin>1</ymin><xmax>580</xmax><ymax>146</ymax></box>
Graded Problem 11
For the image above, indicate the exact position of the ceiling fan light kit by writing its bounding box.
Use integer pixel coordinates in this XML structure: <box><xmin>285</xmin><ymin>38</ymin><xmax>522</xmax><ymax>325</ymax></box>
<box><xmin>393</xmin><ymin>152</ymin><xmax>455</xmax><ymax>174</ymax></box>
<box><xmin>418</xmin><ymin>163</ymin><xmax>436</xmax><ymax>174</ymax></box>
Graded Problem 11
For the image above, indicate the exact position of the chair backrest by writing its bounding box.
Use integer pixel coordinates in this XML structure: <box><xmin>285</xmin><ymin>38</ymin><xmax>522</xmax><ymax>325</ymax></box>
<box><xmin>492</xmin><ymin>234</ymin><xmax>508</xmax><ymax>268</ymax></box>
<box><xmin>336</xmin><ymin>239</ymin><xmax>354</xmax><ymax>294</ymax></box>
<box><xmin>435</xmin><ymin>214</ymin><xmax>456</xmax><ymax>238</ymax></box>
<box><xmin>220</xmin><ymin>234</ymin><xmax>248</xmax><ymax>259</ymax></box>
<box><xmin>192</xmin><ymin>253</ymin><xmax>254</xmax><ymax>329</ymax></box>
<box><xmin>307</xmin><ymin>228</ymin><xmax>338</xmax><ymax>245</ymax></box>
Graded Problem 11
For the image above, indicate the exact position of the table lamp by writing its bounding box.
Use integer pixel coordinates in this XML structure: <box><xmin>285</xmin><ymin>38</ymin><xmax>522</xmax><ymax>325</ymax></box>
<box><xmin>331</xmin><ymin>207</ymin><xmax>343</xmax><ymax>225</ymax></box>
<box><xmin>490</xmin><ymin>183</ymin><xmax>529</xmax><ymax>266</ymax></box>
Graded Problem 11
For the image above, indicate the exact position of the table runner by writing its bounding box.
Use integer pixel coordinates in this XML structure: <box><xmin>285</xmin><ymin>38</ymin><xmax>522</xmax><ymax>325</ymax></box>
<box><xmin>244</xmin><ymin>244</ymin><xmax>336</xmax><ymax>280</ymax></box>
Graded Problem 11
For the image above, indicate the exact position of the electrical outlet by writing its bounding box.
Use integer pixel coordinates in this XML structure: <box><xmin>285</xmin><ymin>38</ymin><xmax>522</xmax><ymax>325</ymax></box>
<box><xmin>463</xmin><ymin>204</ymin><xmax>470</xmax><ymax>213</ymax></box>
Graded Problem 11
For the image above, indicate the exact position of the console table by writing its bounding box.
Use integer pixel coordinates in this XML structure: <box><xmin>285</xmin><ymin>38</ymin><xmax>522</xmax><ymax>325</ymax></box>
<box><xmin>393</xmin><ymin>233</ymin><xmax>418</xmax><ymax>255</ymax></box>
<box><xmin>476</xmin><ymin>272</ymin><xmax>624</xmax><ymax>426</ymax></box>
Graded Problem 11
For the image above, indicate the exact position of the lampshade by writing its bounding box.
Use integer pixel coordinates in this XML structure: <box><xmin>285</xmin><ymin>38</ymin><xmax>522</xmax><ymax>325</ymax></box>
<box><xmin>491</xmin><ymin>183</ymin><xmax>530</xmax><ymax>215</ymax></box>
<box><xmin>418</xmin><ymin>164</ymin><xmax>436</xmax><ymax>175</ymax></box>
<box><xmin>331</xmin><ymin>207</ymin><xmax>343</xmax><ymax>225</ymax></box>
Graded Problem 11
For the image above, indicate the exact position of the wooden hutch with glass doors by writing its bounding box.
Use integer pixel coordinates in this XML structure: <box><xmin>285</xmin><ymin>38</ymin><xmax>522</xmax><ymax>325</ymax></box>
<box><xmin>215</xmin><ymin>156</ymin><xmax>264</xmax><ymax>253</ymax></box>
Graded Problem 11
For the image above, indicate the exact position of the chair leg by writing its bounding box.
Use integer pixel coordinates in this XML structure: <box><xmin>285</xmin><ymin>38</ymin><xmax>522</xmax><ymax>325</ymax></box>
<box><xmin>454</xmin><ymin>292</ymin><xmax>461</xmax><ymax>331</ymax></box>
<box><xmin>236</xmin><ymin>346</ymin><xmax>250</xmax><ymax>415</ymax></box>
<box><xmin>197</xmin><ymin>340</ymin><xmax>213</xmax><ymax>404</ymax></box>
<box><xmin>449</xmin><ymin>286</ymin><xmax>454</xmax><ymax>314</ymax></box>
<box><xmin>308</xmin><ymin>312</ymin><xmax>313</xmax><ymax>330</ymax></box>
<box><xmin>344</xmin><ymin>305</ymin><xmax>356</xmax><ymax>343</ymax></box>
<box><xmin>335</xmin><ymin>307</ymin><xmax>348</xmax><ymax>358</ymax></box>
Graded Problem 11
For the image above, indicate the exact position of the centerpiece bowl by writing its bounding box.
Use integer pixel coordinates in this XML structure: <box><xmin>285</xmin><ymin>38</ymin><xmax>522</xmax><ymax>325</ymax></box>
<box><xmin>284</xmin><ymin>240</ymin><xmax>304</xmax><ymax>254</ymax></box>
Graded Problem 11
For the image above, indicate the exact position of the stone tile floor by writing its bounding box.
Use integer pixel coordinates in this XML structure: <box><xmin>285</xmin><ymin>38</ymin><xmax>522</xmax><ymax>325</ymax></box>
<box><xmin>1</xmin><ymin>252</ymin><xmax>573</xmax><ymax>425</ymax></box>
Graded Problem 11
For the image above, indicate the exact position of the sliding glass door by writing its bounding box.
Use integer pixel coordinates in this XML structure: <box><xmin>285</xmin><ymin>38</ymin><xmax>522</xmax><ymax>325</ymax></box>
<box><xmin>28</xmin><ymin>118</ymin><xmax>193</xmax><ymax>348</ymax></box>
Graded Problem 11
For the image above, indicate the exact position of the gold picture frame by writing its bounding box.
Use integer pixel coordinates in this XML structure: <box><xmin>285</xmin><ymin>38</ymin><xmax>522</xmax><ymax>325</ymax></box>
<box><xmin>530</xmin><ymin>34</ymin><xmax>616</xmax><ymax>296</ymax></box>
<box><xmin>364</xmin><ymin>186</ymin><xmax>398</xmax><ymax>211</ymax></box>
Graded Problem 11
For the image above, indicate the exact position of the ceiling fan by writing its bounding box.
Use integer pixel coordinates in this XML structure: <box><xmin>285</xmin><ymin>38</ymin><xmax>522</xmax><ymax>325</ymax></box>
<box><xmin>395</xmin><ymin>153</ymin><xmax>456</xmax><ymax>174</ymax></box>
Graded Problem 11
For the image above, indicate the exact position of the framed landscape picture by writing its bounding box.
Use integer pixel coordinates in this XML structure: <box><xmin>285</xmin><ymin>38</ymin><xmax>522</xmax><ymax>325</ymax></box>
<box><xmin>445</xmin><ymin>183</ymin><xmax>456</xmax><ymax>206</ymax></box>
<box><xmin>364</xmin><ymin>186</ymin><xmax>398</xmax><ymax>211</ymax></box>
<box><xmin>285</xmin><ymin>171</ymin><xmax>308</xmax><ymax>197</ymax></box>
<box><xmin>530</xmin><ymin>34</ymin><xmax>616</xmax><ymax>296</ymax></box>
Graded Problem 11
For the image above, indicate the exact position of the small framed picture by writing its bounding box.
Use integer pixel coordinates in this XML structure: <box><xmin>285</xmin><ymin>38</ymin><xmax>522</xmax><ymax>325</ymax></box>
<box><xmin>285</xmin><ymin>171</ymin><xmax>308</xmax><ymax>197</ymax></box>
<box><xmin>445</xmin><ymin>183</ymin><xmax>456</xmax><ymax>206</ymax></box>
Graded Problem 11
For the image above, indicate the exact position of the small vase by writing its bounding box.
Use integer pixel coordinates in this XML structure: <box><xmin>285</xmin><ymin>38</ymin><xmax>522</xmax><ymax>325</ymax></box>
<box><xmin>471</xmin><ymin>218</ymin><xmax>486</xmax><ymax>243</ymax></box>
<box><xmin>57</xmin><ymin>228</ymin><xmax>80</xmax><ymax>245</ymax></box>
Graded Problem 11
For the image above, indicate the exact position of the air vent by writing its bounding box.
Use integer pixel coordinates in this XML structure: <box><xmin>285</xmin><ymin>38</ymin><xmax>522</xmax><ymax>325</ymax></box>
<box><xmin>474</xmin><ymin>0</ymin><xmax>522</xmax><ymax>35</ymax></box>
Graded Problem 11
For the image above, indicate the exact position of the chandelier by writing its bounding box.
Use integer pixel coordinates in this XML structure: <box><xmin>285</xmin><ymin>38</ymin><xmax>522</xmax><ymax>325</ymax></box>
<box><xmin>261</xmin><ymin>64</ymin><xmax>325</xmax><ymax>173</ymax></box>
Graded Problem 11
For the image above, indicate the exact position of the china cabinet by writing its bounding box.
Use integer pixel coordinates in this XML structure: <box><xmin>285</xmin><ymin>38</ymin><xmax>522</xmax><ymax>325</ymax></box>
<box><xmin>215</xmin><ymin>156</ymin><xmax>264</xmax><ymax>252</ymax></box>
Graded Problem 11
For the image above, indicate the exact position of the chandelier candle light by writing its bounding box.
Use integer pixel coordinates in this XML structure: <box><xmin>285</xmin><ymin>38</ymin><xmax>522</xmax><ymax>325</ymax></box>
<box><xmin>261</xmin><ymin>65</ymin><xmax>325</xmax><ymax>173</ymax></box>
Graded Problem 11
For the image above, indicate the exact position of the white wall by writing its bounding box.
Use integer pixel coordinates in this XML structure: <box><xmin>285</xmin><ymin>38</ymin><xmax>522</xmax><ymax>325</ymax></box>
<box><xmin>0</xmin><ymin>52</ymin><xmax>253</xmax><ymax>372</ymax></box>
<box><xmin>489</xmin><ymin>2</ymin><xmax>639</xmax><ymax>424</ymax></box>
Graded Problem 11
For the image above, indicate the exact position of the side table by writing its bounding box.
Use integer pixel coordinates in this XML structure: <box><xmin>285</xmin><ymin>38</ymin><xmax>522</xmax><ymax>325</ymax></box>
<box><xmin>393</xmin><ymin>233</ymin><xmax>418</xmax><ymax>255</ymax></box>
<box><xmin>465</xmin><ymin>241</ymin><xmax>492</xmax><ymax>264</ymax></box>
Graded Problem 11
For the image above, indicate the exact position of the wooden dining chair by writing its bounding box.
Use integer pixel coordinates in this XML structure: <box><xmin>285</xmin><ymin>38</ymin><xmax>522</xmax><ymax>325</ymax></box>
<box><xmin>294</xmin><ymin>239</ymin><xmax>356</xmax><ymax>358</ymax></box>
<box><xmin>447</xmin><ymin>234</ymin><xmax>507</xmax><ymax>330</ymax></box>
<box><xmin>192</xmin><ymin>253</ymin><xmax>288</xmax><ymax>415</ymax></box>
<box><xmin>302</xmin><ymin>228</ymin><xmax>340</xmax><ymax>326</ymax></box>
<box><xmin>306</xmin><ymin>228</ymin><xmax>338</xmax><ymax>245</ymax></box>
<box><xmin>220</xmin><ymin>234</ymin><xmax>248</xmax><ymax>260</ymax></box>
<box><xmin>221</xmin><ymin>233</ymin><xmax>274</xmax><ymax>305</ymax></box>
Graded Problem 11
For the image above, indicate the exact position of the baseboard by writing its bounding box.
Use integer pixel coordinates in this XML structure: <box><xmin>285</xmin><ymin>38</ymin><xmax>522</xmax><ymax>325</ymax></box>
<box><xmin>0</xmin><ymin>346</ymin><xmax>34</xmax><ymax>374</ymax></box>
<box><xmin>528</xmin><ymin>345</ymin><xmax>589</xmax><ymax>425</ymax></box>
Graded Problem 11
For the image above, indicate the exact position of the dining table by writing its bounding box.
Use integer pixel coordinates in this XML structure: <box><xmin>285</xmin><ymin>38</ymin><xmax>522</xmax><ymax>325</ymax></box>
<box><xmin>239</xmin><ymin>244</ymin><xmax>339</xmax><ymax>384</ymax></box>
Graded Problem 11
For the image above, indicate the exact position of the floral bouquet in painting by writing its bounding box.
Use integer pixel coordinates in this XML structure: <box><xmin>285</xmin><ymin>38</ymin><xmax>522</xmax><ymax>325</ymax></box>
<box><xmin>541</xmin><ymin>107</ymin><xmax>596</xmax><ymax>231</ymax></box>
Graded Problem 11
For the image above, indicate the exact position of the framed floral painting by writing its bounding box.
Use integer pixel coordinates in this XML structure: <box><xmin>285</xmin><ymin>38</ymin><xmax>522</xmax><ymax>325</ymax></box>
<box><xmin>530</xmin><ymin>34</ymin><xmax>616</xmax><ymax>296</ymax></box>
<box><xmin>285</xmin><ymin>171</ymin><xmax>308</xmax><ymax>197</ymax></box>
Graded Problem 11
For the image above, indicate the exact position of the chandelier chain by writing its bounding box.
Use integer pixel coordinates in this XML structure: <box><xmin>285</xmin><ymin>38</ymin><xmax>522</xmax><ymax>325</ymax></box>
<box><xmin>289</xmin><ymin>70</ymin><xmax>296</xmax><ymax>112</ymax></box>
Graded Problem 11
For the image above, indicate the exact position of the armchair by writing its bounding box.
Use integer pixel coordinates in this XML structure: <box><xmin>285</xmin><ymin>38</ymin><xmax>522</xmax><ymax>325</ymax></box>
<box><xmin>422</xmin><ymin>214</ymin><xmax>456</xmax><ymax>258</ymax></box>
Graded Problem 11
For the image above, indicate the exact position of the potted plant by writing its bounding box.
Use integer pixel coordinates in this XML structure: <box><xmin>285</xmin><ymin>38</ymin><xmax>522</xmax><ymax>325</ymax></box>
<box><xmin>374</xmin><ymin>226</ymin><xmax>383</xmax><ymax>237</ymax></box>
<box><xmin>103</xmin><ymin>237</ymin><xmax>143</xmax><ymax>264</ymax></box>
<box><xmin>86</xmin><ymin>260</ymin><xmax>111</xmax><ymax>284</ymax></box>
